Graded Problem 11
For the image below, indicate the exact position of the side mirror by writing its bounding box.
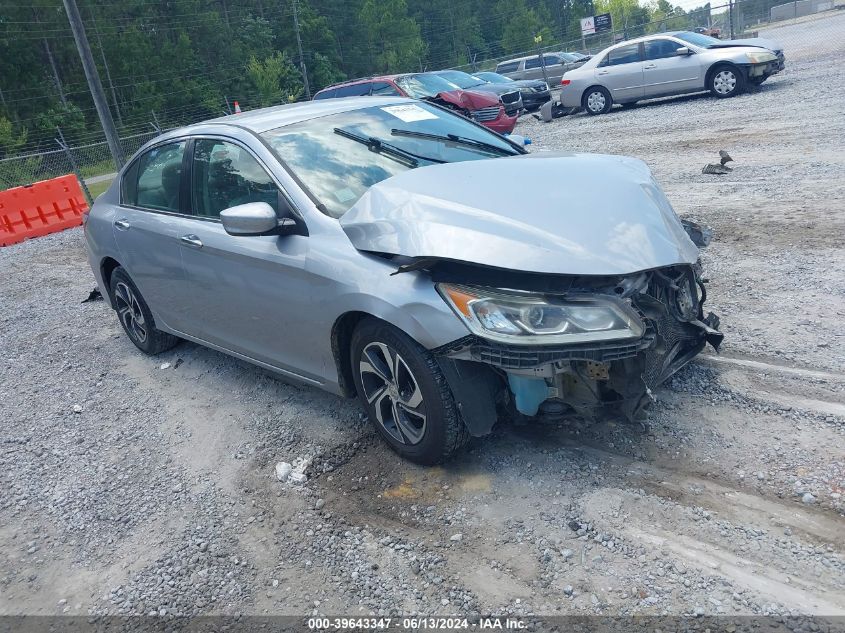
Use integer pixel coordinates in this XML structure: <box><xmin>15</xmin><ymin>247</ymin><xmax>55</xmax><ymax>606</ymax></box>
<box><xmin>220</xmin><ymin>202</ymin><xmax>282</xmax><ymax>237</ymax></box>
<box><xmin>676</xmin><ymin>47</ymin><xmax>692</xmax><ymax>56</ymax></box>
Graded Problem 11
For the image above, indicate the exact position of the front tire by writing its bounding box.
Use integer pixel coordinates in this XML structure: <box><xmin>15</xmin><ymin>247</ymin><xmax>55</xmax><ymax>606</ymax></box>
<box><xmin>583</xmin><ymin>86</ymin><xmax>613</xmax><ymax>115</ymax></box>
<box><xmin>709</xmin><ymin>65</ymin><xmax>745</xmax><ymax>98</ymax></box>
<box><xmin>351</xmin><ymin>319</ymin><xmax>469</xmax><ymax>464</ymax></box>
<box><xmin>109</xmin><ymin>267</ymin><xmax>180</xmax><ymax>355</ymax></box>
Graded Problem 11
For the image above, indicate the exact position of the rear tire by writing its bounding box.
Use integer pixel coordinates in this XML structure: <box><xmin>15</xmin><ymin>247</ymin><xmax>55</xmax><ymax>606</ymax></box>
<box><xmin>582</xmin><ymin>86</ymin><xmax>613</xmax><ymax>115</ymax></box>
<box><xmin>709</xmin><ymin>64</ymin><xmax>745</xmax><ymax>98</ymax></box>
<box><xmin>109</xmin><ymin>267</ymin><xmax>180</xmax><ymax>355</ymax></box>
<box><xmin>351</xmin><ymin>318</ymin><xmax>469</xmax><ymax>465</ymax></box>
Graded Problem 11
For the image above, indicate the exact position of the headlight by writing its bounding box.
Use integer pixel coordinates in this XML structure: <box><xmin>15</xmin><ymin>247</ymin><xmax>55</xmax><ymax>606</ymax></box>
<box><xmin>746</xmin><ymin>51</ymin><xmax>776</xmax><ymax>63</ymax></box>
<box><xmin>438</xmin><ymin>284</ymin><xmax>644</xmax><ymax>345</ymax></box>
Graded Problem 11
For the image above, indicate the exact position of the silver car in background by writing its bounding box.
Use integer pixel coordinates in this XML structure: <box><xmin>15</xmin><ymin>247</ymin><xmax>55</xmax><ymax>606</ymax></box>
<box><xmin>560</xmin><ymin>31</ymin><xmax>784</xmax><ymax>115</ymax></box>
<box><xmin>84</xmin><ymin>97</ymin><xmax>722</xmax><ymax>464</ymax></box>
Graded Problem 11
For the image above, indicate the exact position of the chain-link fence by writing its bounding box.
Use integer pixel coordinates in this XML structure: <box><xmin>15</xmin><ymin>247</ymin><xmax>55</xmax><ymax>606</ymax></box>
<box><xmin>0</xmin><ymin>129</ymin><xmax>161</xmax><ymax>196</ymax></box>
<box><xmin>0</xmin><ymin>92</ymin><xmax>265</xmax><ymax>195</ymax></box>
<box><xmin>2</xmin><ymin>2</ymin><xmax>843</xmax><ymax>195</ymax></box>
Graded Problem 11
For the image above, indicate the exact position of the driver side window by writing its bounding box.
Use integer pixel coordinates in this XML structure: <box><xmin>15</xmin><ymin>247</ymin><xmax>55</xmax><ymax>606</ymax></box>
<box><xmin>191</xmin><ymin>139</ymin><xmax>279</xmax><ymax>219</ymax></box>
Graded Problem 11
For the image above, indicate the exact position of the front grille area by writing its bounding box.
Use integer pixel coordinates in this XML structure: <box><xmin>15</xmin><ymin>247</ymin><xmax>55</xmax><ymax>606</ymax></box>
<box><xmin>434</xmin><ymin>333</ymin><xmax>655</xmax><ymax>370</ymax></box>
<box><xmin>471</xmin><ymin>106</ymin><xmax>501</xmax><ymax>122</ymax></box>
<box><xmin>500</xmin><ymin>91</ymin><xmax>521</xmax><ymax>104</ymax></box>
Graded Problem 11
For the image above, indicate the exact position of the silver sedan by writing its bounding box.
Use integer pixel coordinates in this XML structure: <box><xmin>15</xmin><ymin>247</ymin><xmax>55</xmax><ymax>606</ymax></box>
<box><xmin>84</xmin><ymin>97</ymin><xmax>721</xmax><ymax>464</ymax></box>
<box><xmin>560</xmin><ymin>31</ymin><xmax>784</xmax><ymax>115</ymax></box>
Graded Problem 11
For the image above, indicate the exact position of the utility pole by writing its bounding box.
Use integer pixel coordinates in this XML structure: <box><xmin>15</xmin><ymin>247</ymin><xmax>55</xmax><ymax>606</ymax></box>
<box><xmin>62</xmin><ymin>0</ymin><xmax>124</xmax><ymax>168</ymax></box>
<box><xmin>90</xmin><ymin>9</ymin><xmax>123</xmax><ymax>128</ymax></box>
<box><xmin>292</xmin><ymin>0</ymin><xmax>311</xmax><ymax>100</ymax></box>
<box><xmin>728</xmin><ymin>0</ymin><xmax>735</xmax><ymax>39</ymax></box>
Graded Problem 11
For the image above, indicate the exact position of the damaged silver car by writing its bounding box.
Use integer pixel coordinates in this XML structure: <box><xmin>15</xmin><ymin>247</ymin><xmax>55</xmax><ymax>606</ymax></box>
<box><xmin>84</xmin><ymin>96</ymin><xmax>722</xmax><ymax>464</ymax></box>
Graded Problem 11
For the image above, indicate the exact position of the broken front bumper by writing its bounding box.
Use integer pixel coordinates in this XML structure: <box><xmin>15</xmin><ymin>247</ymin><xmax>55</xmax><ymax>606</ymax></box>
<box><xmin>435</xmin><ymin>265</ymin><xmax>723</xmax><ymax>435</ymax></box>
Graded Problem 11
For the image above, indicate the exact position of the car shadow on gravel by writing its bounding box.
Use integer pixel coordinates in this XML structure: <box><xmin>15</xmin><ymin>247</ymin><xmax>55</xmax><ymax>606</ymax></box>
<box><xmin>564</xmin><ymin>81</ymin><xmax>788</xmax><ymax>119</ymax></box>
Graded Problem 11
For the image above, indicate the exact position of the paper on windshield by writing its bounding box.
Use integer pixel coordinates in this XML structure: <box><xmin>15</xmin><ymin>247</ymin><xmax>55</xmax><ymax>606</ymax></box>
<box><xmin>381</xmin><ymin>104</ymin><xmax>438</xmax><ymax>123</ymax></box>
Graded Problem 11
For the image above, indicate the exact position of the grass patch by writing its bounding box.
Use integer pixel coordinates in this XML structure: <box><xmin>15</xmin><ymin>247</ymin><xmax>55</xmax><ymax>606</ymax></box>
<box><xmin>87</xmin><ymin>178</ymin><xmax>113</xmax><ymax>200</ymax></box>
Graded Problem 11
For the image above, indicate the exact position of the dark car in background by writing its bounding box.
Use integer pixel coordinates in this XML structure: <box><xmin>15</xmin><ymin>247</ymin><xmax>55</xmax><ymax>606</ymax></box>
<box><xmin>474</xmin><ymin>71</ymin><xmax>551</xmax><ymax>111</ymax></box>
<box><xmin>313</xmin><ymin>74</ymin><xmax>518</xmax><ymax>134</ymax></box>
<box><xmin>431</xmin><ymin>70</ymin><xmax>523</xmax><ymax>116</ymax></box>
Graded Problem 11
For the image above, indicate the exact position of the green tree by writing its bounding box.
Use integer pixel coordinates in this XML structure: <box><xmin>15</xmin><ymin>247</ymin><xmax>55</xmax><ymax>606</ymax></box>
<box><xmin>498</xmin><ymin>0</ymin><xmax>553</xmax><ymax>55</ymax></box>
<box><xmin>0</xmin><ymin>116</ymin><xmax>28</xmax><ymax>157</ymax></box>
<box><xmin>359</xmin><ymin>0</ymin><xmax>427</xmax><ymax>73</ymax></box>
<box><xmin>247</xmin><ymin>52</ymin><xmax>303</xmax><ymax>106</ymax></box>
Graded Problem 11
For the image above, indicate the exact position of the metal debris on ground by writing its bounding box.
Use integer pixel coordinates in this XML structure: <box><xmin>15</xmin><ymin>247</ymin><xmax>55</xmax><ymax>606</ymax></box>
<box><xmin>703</xmin><ymin>150</ymin><xmax>735</xmax><ymax>174</ymax></box>
<box><xmin>81</xmin><ymin>288</ymin><xmax>102</xmax><ymax>303</ymax></box>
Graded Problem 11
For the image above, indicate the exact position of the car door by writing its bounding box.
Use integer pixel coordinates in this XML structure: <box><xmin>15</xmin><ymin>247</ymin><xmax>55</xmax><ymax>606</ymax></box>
<box><xmin>176</xmin><ymin>137</ymin><xmax>321</xmax><ymax>382</ymax></box>
<box><xmin>522</xmin><ymin>55</ymin><xmax>546</xmax><ymax>81</ymax></box>
<box><xmin>542</xmin><ymin>54</ymin><xmax>568</xmax><ymax>85</ymax></box>
<box><xmin>112</xmin><ymin>139</ymin><xmax>196</xmax><ymax>333</ymax></box>
<box><xmin>642</xmin><ymin>38</ymin><xmax>703</xmax><ymax>97</ymax></box>
<box><xmin>595</xmin><ymin>43</ymin><xmax>645</xmax><ymax>101</ymax></box>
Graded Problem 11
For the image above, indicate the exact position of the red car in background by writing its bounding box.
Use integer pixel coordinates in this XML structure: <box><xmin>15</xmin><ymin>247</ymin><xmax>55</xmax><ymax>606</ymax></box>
<box><xmin>313</xmin><ymin>73</ymin><xmax>518</xmax><ymax>134</ymax></box>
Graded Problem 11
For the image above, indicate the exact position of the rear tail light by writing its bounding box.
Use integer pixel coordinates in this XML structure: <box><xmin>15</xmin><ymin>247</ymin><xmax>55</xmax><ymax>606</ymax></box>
<box><xmin>561</xmin><ymin>79</ymin><xmax>571</xmax><ymax>86</ymax></box>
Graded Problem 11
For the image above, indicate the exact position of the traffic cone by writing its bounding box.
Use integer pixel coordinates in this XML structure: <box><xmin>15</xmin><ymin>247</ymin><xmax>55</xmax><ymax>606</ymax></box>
<box><xmin>234</xmin><ymin>101</ymin><xmax>242</xmax><ymax>114</ymax></box>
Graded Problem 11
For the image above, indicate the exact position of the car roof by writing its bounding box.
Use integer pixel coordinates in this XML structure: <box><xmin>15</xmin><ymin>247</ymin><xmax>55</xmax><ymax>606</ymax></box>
<box><xmin>496</xmin><ymin>51</ymin><xmax>568</xmax><ymax>65</ymax></box>
<box><xmin>317</xmin><ymin>74</ymin><xmax>406</xmax><ymax>91</ymax></box>
<box><xmin>184</xmin><ymin>96</ymin><xmax>414</xmax><ymax>134</ymax></box>
<box><xmin>606</xmin><ymin>32</ymin><xmax>688</xmax><ymax>49</ymax></box>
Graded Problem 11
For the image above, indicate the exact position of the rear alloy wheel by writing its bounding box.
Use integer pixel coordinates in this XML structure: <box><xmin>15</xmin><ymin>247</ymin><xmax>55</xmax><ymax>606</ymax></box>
<box><xmin>351</xmin><ymin>319</ymin><xmax>468</xmax><ymax>464</ymax></box>
<box><xmin>109</xmin><ymin>267</ymin><xmax>179</xmax><ymax>355</ymax></box>
<box><xmin>583</xmin><ymin>86</ymin><xmax>613</xmax><ymax>115</ymax></box>
<box><xmin>709</xmin><ymin>65</ymin><xmax>744</xmax><ymax>98</ymax></box>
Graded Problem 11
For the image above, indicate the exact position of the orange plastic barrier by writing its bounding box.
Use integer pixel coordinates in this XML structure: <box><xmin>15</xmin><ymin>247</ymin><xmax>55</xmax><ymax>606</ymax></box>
<box><xmin>0</xmin><ymin>174</ymin><xmax>89</xmax><ymax>247</ymax></box>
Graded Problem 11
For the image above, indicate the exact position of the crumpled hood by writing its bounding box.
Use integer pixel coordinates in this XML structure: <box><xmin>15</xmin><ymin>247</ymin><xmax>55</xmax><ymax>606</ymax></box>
<box><xmin>436</xmin><ymin>89</ymin><xmax>499</xmax><ymax>110</ymax></box>
<box><xmin>340</xmin><ymin>153</ymin><xmax>699</xmax><ymax>276</ymax></box>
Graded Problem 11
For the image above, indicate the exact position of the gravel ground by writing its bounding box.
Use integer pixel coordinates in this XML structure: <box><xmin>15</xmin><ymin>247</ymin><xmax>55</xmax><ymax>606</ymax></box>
<box><xmin>2</xmin><ymin>15</ymin><xmax>844</xmax><ymax>623</ymax></box>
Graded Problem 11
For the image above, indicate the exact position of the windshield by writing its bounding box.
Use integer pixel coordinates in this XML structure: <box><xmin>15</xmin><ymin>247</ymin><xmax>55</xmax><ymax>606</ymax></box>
<box><xmin>395</xmin><ymin>74</ymin><xmax>460</xmax><ymax>99</ymax></box>
<box><xmin>674</xmin><ymin>31</ymin><xmax>721</xmax><ymax>48</ymax></box>
<box><xmin>476</xmin><ymin>72</ymin><xmax>513</xmax><ymax>83</ymax></box>
<box><xmin>434</xmin><ymin>70</ymin><xmax>486</xmax><ymax>89</ymax></box>
<box><xmin>261</xmin><ymin>103</ymin><xmax>519</xmax><ymax>218</ymax></box>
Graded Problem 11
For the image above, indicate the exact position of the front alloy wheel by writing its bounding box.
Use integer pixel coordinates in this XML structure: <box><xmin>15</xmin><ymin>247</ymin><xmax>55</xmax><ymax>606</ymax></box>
<box><xmin>359</xmin><ymin>342</ymin><xmax>427</xmax><ymax>445</ymax></box>
<box><xmin>710</xmin><ymin>65</ymin><xmax>744</xmax><ymax>98</ymax></box>
<box><xmin>351</xmin><ymin>318</ymin><xmax>469</xmax><ymax>464</ymax></box>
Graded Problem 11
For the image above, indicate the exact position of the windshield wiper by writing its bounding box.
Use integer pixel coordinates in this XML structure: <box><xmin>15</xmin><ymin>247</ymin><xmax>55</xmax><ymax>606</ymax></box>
<box><xmin>390</xmin><ymin>129</ymin><xmax>520</xmax><ymax>157</ymax></box>
<box><xmin>333</xmin><ymin>128</ymin><xmax>444</xmax><ymax>167</ymax></box>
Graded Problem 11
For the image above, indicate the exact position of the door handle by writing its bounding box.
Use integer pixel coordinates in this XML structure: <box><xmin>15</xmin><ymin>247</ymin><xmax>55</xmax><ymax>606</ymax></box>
<box><xmin>114</xmin><ymin>219</ymin><xmax>130</xmax><ymax>230</ymax></box>
<box><xmin>597</xmin><ymin>70</ymin><xmax>609</xmax><ymax>75</ymax></box>
<box><xmin>644</xmin><ymin>64</ymin><xmax>656</xmax><ymax>69</ymax></box>
<box><xmin>180</xmin><ymin>234</ymin><xmax>203</xmax><ymax>248</ymax></box>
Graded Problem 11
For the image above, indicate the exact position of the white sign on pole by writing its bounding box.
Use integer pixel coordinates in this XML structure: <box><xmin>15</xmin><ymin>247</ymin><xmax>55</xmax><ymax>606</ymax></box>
<box><xmin>580</xmin><ymin>16</ymin><xmax>596</xmax><ymax>35</ymax></box>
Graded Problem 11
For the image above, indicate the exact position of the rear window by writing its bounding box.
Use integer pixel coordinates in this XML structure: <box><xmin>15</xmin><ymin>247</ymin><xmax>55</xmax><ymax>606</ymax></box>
<box><xmin>370</xmin><ymin>82</ymin><xmax>400</xmax><ymax>96</ymax></box>
<box><xmin>335</xmin><ymin>83</ymin><xmax>371</xmax><ymax>97</ymax></box>
<box><xmin>313</xmin><ymin>88</ymin><xmax>336</xmax><ymax>100</ymax></box>
<box><xmin>496</xmin><ymin>61</ymin><xmax>520</xmax><ymax>73</ymax></box>
<box><xmin>603</xmin><ymin>44</ymin><xmax>642</xmax><ymax>66</ymax></box>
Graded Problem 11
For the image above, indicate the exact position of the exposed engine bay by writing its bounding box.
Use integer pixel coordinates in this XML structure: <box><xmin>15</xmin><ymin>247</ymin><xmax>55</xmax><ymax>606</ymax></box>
<box><xmin>424</xmin><ymin>256</ymin><xmax>722</xmax><ymax>434</ymax></box>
